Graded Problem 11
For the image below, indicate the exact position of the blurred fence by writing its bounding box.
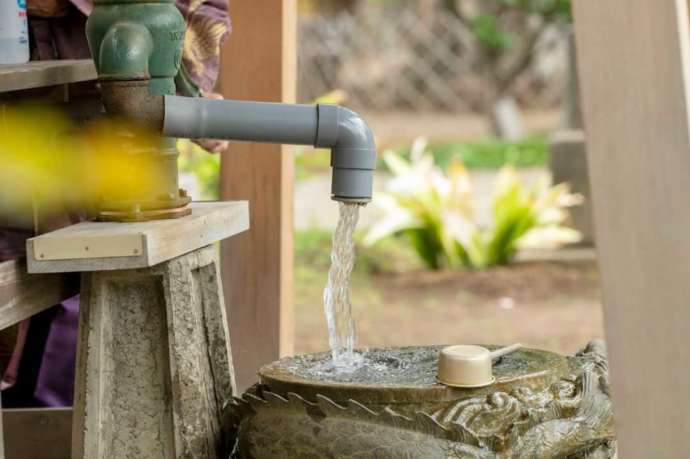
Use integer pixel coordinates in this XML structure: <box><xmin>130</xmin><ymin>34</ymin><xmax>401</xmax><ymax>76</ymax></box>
<box><xmin>298</xmin><ymin>7</ymin><xmax>568</xmax><ymax>113</ymax></box>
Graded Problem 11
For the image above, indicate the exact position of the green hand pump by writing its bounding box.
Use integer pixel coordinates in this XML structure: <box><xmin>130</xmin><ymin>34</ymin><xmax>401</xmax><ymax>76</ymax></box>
<box><xmin>86</xmin><ymin>0</ymin><xmax>376</xmax><ymax>222</ymax></box>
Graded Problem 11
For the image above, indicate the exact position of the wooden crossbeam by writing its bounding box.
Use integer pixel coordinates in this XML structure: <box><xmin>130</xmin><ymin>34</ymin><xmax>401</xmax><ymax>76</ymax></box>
<box><xmin>3</xmin><ymin>408</ymin><xmax>71</xmax><ymax>459</ymax></box>
<box><xmin>0</xmin><ymin>60</ymin><xmax>96</xmax><ymax>93</ymax></box>
<box><xmin>0</xmin><ymin>259</ymin><xmax>76</xmax><ymax>331</ymax></box>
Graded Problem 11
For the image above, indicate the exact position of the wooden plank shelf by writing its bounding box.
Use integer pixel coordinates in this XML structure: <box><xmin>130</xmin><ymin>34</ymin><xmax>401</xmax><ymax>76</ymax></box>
<box><xmin>26</xmin><ymin>201</ymin><xmax>250</xmax><ymax>273</ymax></box>
<box><xmin>0</xmin><ymin>59</ymin><xmax>97</xmax><ymax>93</ymax></box>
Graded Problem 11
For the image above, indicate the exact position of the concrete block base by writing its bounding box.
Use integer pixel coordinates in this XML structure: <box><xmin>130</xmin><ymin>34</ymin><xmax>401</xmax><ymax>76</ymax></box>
<box><xmin>71</xmin><ymin>245</ymin><xmax>235</xmax><ymax>458</ymax></box>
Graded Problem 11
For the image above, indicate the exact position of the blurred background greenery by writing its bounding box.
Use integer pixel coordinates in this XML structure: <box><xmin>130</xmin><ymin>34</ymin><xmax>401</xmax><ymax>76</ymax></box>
<box><xmin>178</xmin><ymin>0</ymin><xmax>602</xmax><ymax>354</ymax></box>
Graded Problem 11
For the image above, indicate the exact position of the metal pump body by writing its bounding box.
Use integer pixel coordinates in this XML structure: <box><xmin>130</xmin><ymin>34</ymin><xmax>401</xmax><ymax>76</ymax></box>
<box><xmin>87</xmin><ymin>0</ymin><xmax>376</xmax><ymax>221</ymax></box>
<box><xmin>86</xmin><ymin>0</ymin><xmax>191</xmax><ymax>221</ymax></box>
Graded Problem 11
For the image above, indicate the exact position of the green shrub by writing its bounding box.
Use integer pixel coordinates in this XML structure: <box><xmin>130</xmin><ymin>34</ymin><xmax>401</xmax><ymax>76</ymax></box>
<box><xmin>365</xmin><ymin>138</ymin><xmax>581</xmax><ymax>270</ymax></box>
<box><xmin>177</xmin><ymin>140</ymin><xmax>220</xmax><ymax>200</ymax></box>
<box><xmin>390</xmin><ymin>136</ymin><xmax>548</xmax><ymax>171</ymax></box>
<box><xmin>296</xmin><ymin>136</ymin><xmax>549</xmax><ymax>180</ymax></box>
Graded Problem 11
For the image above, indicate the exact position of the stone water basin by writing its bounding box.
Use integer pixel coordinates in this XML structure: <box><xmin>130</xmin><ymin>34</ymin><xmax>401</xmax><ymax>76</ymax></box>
<box><xmin>226</xmin><ymin>343</ymin><xmax>615</xmax><ymax>458</ymax></box>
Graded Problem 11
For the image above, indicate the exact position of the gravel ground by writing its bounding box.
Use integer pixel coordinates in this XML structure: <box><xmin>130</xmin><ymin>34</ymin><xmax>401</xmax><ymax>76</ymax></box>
<box><xmin>294</xmin><ymin>259</ymin><xmax>604</xmax><ymax>357</ymax></box>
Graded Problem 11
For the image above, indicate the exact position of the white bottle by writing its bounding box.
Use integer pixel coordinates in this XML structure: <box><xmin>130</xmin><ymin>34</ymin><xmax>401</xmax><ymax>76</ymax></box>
<box><xmin>0</xmin><ymin>0</ymin><xmax>29</xmax><ymax>64</ymax></box>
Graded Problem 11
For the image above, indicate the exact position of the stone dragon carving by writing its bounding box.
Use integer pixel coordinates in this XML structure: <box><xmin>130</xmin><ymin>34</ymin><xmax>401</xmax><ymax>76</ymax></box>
<box><xmin>224</xmin><ymin>341</ymin><xmax>615</xmax><ymax>458</ymax></box>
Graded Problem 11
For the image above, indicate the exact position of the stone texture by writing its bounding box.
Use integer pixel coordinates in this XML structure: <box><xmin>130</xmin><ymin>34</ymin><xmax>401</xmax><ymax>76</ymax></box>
<box><xmin>227</xmin><ymin>342</ymin><xmax>614</xmax><ymax>458</ymax></box>
<box><xmin>72</xmin><ymin>245</ymin><xmax>235</xmax><ymax>459</ymax></box>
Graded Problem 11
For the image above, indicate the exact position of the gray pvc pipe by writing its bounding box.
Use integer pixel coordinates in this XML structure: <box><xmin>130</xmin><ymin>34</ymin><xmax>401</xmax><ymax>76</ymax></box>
<box><xmin>162</xmin><ymin>97</ymin><xmax>318</xmax><ymax>145</ymax></box>
<box><xmin>163</xmin><ymin>95</ymin><xmax>376</xmax><ymax>203</ymax></box>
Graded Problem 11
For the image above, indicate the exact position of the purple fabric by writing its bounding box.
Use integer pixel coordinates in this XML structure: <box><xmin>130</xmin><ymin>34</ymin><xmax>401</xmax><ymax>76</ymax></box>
<box><xmin>29</xmin><ymin>4</ymin><xmax>90</xmax><ymax>60</ymax></box>
<box><xmin>33</xmin><ymin>296</ymin><xmax>79</xmax><ymax>407</ymax></box>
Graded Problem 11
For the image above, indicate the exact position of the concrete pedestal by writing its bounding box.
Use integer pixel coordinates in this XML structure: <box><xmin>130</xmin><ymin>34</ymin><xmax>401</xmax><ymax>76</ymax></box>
<box><xmin>74</xmin><ymin>246</ymin><xmax>233</xmax><ymax>458</ymax></box>
<box><xmin>26</xmin><ymin>202</ymin><xmax>249</xmax><ymax>459</ymax></box>
<box><xmin>549</xmin><ymin>130</ymin><xmax>595</xmax><ymax>246</ymax></box>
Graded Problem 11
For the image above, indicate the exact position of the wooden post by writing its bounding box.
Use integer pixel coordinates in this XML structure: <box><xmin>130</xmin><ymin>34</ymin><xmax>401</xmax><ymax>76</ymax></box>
<box><xmin>219</xmin><ymin>0</ymin><xmax>297</xmax><ymax>391</ymax></box>
<box><xmin>0</xmin><ymin>392</ymin><xmax>4</xmax><ymax>459</ymax></box>
<box><xmin>573</xmin><ymin>1</ymin><xmax>690</xmax><ymax>456</ymax></box>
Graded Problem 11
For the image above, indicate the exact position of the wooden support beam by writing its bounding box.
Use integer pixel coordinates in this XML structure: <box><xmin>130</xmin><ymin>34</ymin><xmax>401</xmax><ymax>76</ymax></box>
<box><xmin>219</xmin><ymin>0</ymin><xmax>297</xmax><ymax>391</ymax></box>
<box><xmin>0</xmin><ymin>259</ymin><xmax>76</xmax><ymax>331</ymax></box>
<box><xmin>573</xmin><ymin>1</ymin><xmax>690</xmax><ymax>456</ymax></box>
<box><xmin>0</xmin><ymin>60</ymin><xmax>96</xmax><ymax>93</ymax></box>
<box><xmin>72</xmin><ymin>245</ymin><xmax>235</xmax><ymax>458</ymax></box>
<box><xmin>3</xmin><ymin>408</ymin><xmax>71</xmax><ymax>459</ymax></box>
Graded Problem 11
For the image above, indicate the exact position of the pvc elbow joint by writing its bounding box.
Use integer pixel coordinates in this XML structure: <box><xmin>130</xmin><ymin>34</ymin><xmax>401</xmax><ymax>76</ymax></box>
<box><xmin>316</xmin><ymin>105</ymin><xmax>376</xmax><ymax>204</ymax></box>
<box><xmin>161</xmin><ymin>97</ymin><xmax>376</xmax><ymax>203</ymax></box>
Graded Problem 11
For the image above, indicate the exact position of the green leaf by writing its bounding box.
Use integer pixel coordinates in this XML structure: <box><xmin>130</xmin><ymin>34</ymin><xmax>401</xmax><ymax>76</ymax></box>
<box><xmin>388</xmin><ymin>136</ymin><xmax>548</xmax><ymax>171</ymax></box>
<box><xmin>404</xmin><ymin>227</ymin><xmax>443</xmax><ymax>270</ymax></box>
<box><xmin>471</xmin><ymin>14</ymin><xmax>513</xmax><ymax>53</ymax></box>
<box><xmin>367</xmin><ymin>139</ymin><xmax>580</xmax><ymax>271</ymax></box>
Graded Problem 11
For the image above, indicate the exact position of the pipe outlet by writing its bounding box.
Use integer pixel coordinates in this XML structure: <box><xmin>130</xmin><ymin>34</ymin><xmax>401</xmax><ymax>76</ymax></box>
<box><xmin>315</xmin><ymin>104</ymin><xmax>376</xmax><ymax>203</ymax></box>
<box><xmin>163</xmin><ymin>96</ymin><xmax>376</xmax><ymax>203</ymax></box>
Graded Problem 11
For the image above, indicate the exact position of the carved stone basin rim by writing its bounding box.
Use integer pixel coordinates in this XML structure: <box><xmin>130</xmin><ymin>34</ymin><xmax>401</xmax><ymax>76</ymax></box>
<box><xmin>258</xmin><ymin>345</ymin><xmax>571</xmax><ymax>408</ymax></box>
<box><xmin>226</xmin><ymin>342</ymin><xmax>616</xmax><ymax>458</ymax></box>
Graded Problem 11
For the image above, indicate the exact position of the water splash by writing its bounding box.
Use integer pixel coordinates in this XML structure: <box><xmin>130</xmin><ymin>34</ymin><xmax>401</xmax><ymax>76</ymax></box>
<box><xmin>272</xmin><ymin>347</ymin><xmax>442</xmax><ymax>385</ymax></box>
<box><xmin>324</xmin><ymin>202</ymin><xmax>361</xmax><ymax>369</ymax></box>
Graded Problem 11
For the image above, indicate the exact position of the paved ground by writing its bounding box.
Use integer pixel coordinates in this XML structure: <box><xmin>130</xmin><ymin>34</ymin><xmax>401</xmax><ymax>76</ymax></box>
<box><xmin>295</xmin><ymin>168</ymin><xmax>550</xmax><ymax>230</ymax></box>
<box><xmin>362</xmin><ymin>110</ymin><xmax>560</xmax><ymax>148</ymax></box>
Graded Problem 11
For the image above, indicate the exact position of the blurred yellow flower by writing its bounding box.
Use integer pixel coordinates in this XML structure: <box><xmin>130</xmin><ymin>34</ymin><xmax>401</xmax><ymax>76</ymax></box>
<box><xmin>0</xmin><ymin>106</ymin><xmax>165</xmax><ymax>218</ymax></box>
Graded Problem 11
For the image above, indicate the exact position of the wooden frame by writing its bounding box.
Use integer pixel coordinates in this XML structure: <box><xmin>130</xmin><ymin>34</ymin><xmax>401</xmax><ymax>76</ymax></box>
<box><xmin>0</xmin><ymin>58</ymin><xmax>97</xmax><ymax>459</ymax></box>
<box><xmin>0</xmin><ymin>260</ymin><xmax>77</xmax><ymax>330</ymax></box>
<box><xmin>3</xmin><ymin>408</ymin><xmax>71</xmax><ymax>459</ymax></box>
<box><xmin>574</xmin><ymin>0</ymin><xmax>690</xmax><ymax>456</ymax></box>
<box><xmin>218</xmin><ymin>0</ymin><xmax>297</xmax><ymax>391</ymax></box>
<box><xmin>0</xmin><ymin>60</ymin><xmax>95</xmax><ymax>93</ymax></box>
<box><xmin>0</xmin><ymin>260</ymin><xmax>77</xmax><ymax>459</ymax></box>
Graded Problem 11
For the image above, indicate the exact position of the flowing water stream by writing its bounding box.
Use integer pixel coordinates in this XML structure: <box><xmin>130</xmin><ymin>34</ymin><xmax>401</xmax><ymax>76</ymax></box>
<box><xmin>323</xmin><ymin>202</ymin><xmax>362</xmax><ymax>370</ymax></box>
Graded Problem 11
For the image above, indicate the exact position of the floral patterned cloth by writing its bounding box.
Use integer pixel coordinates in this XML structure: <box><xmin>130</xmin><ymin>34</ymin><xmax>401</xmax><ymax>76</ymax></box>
<box><xmin>62</xmin><ymin>0</ymin><xmax>231</xmax><ymax>95</ymax></box>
